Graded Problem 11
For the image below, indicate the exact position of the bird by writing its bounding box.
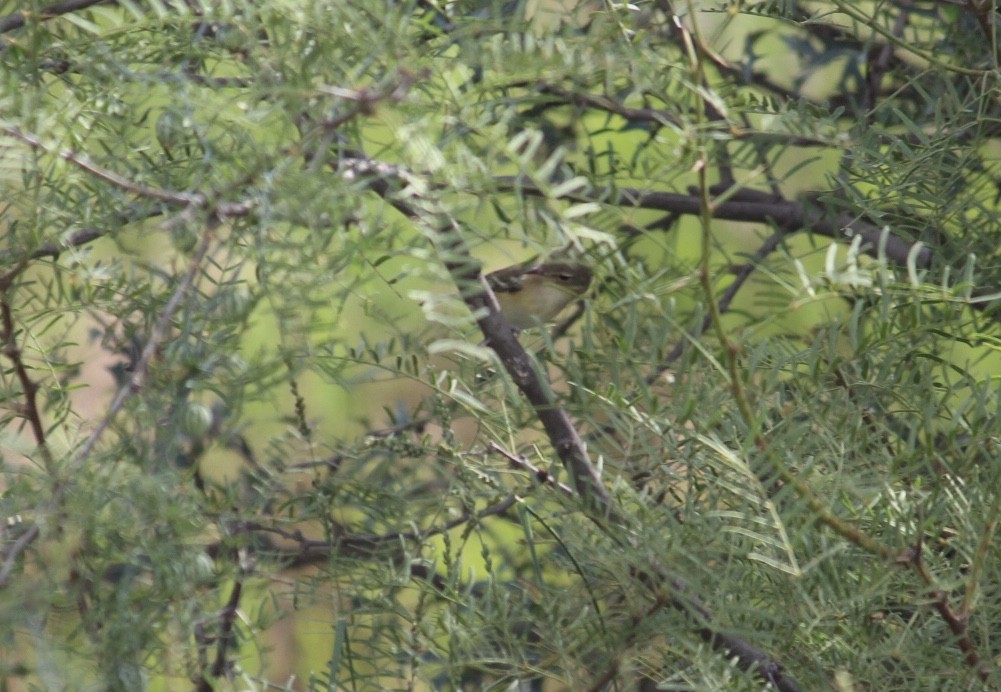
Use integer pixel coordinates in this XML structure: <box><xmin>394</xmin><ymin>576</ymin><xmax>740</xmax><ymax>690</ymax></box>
<box><xmin>485</xmin><ymin>261</ymin><xmax>593</xmax><ymax>329</ymax></box>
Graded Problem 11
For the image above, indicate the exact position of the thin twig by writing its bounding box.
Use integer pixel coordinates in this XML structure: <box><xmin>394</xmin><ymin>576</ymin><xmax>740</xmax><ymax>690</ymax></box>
<box><xmin>2</xmin><ymin>127</ymin><xmax>202</xmax><ymax>205</ymax></box>
<box><xmin>1</xmin><ymin>127</ymin><xmax>255</xmax><ymax>218</ymax></box>
<box><xmin>487</xmin><ymin>441</ymin><xmax>576</xmax><ymax>497</ymax></box>
<box><xmin>240</xmin><ymin>492</ymin><xmax>520</xmax><ymax>569</ymax></box>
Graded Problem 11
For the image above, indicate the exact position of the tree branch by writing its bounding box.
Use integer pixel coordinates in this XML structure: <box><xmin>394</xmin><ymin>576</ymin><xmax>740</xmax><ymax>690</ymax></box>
<box><xmin>337</xmin><ymin>154</ymin><xmax>802</xmax><ymax>692</ymax></box>
<box><xmin>0</xmin><ymin>0</ymin><xmax>109</xmax><ymax>35</ymax></box>
<box><xmin>495</xmin><ymin>176</ymin><xmax>934</xmax><ymax>269</ymax></box>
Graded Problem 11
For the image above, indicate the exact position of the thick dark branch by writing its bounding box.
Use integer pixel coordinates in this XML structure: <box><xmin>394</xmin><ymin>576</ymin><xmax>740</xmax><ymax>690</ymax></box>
<box><xmin>28</xmin><ymin>227</ymin><xmax>104</xmax><ymax>260</ymax></box>
<box><xmin>196</xmin><ymin>549</ymin><xmax>249</xmax><ymax>688</ymax></box>
<box><xmin>4</xmin><ymin>210</ymin><xmax>158</xmax><ymax>270</ymax></box>
<box><xmin>446</xmin><ymin>250</ymin><xmax>614</xmax><ymax>515</ymax></box>
<box><xmin>0</xmin><ymin>0</ymin><xmax>109</xmax><ymax>34</ymax></box>
<box><xmin>534</xmin><ymin>83</ymin><xmax>681</xmax><ymax>128</ymax></box>
<box><xmin>495</xmin><ymin>176</ymin><xmax>934</xmax><ymax>269</ymax></box>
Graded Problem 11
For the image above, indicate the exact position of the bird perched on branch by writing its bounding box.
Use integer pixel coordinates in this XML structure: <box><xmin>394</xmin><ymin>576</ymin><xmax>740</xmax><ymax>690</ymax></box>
<box><xmin>485</xmin><ymin>262</ymin><xmax>593</xmax><ymax>329</ymax></box>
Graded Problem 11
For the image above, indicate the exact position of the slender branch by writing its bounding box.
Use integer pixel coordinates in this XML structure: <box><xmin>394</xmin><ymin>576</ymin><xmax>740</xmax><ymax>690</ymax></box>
<box><xmin>906</xmin><ymin>539</ymin><xmax>990</xmax><ymax>681</ymax></box>
<box><xmin>827</xmin><ymin>0</ymin><xmax>989</xmax><ymax>76</ymax></box>
<box><xmin>305</xmin><ymin>69</ymin><xmax>423</xmax><ymax>173</ymax></box>
<box><xmin>1</xmin><ymin>127</ymin><xmax>254</xmax><ymax>218</ymax></box>
<box><xmin>689</xmin><ymin>4</ymin><xmax>897</xmax><ymax>557</ymax></box>
<box><xmin>0</xmin><ymin>298</ymin><xmax>55</xmax><ymax>471</ymax></box>
<box><xmin>527</xmin><ymin>82</ymin><xmax>833</xmax><ymax>147</ymax></box>
<box><xmin>2</xmin><ymin>127</ymin><xmax>202</xmax><ymax>205</ymax></box>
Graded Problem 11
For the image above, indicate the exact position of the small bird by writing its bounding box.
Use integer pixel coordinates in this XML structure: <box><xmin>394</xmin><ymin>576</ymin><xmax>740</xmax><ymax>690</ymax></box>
<box><xmin>485</xmin><ymin>261</ymin><xmax>593</xmax><ymax>329</ymax></box>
